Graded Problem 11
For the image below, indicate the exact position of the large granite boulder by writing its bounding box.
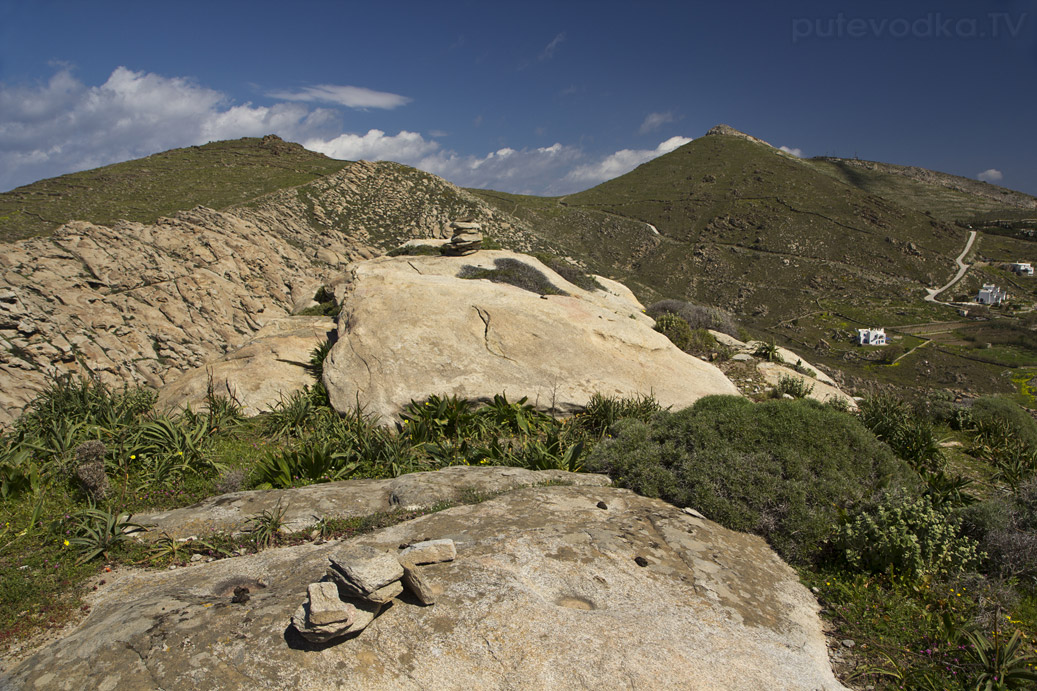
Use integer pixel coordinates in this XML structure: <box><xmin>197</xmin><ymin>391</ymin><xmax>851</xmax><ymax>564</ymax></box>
<box><xmin>156</xmin><ymin>317</ymin><xmax>335</xmax><ymax>416</ymax></box>
<box><xmin>5</xmin><ymin>480</ymin><xmax>845</xmax><ymax>690</ymax></box>
<box><xmin>323</xmin><ymin>251</ymin><xmax>739</xmax><ymax>421</ymax></box>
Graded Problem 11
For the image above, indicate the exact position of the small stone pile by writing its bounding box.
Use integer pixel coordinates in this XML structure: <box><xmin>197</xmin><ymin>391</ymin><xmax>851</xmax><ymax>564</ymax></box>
<box><xmin>292</xmin><ymin>539</ymin><xmax>456</xmax><ymax>643</ymax></box>
<box><xmin>442</xmin><ymin>221</ymin><xmax>483</xmax><ymax>256</ymax></box>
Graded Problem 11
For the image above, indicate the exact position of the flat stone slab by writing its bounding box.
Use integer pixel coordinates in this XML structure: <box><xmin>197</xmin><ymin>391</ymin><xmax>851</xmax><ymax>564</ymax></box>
<box><xmin>7</xmin><ymin>484</ymin><xmax>846</xmax><ymax>690</ymax></box>
<box><xmin>134</xmin><ymin>466</ymin><xmax>611</xmax><ymax>540</ymax></box>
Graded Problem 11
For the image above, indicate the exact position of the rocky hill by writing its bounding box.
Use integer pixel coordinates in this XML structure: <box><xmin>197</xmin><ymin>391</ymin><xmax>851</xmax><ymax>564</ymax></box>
<box><xmin>0</xmin><ymin>163</ymin><xmax>547</xmax><ymax>426</ymax></box>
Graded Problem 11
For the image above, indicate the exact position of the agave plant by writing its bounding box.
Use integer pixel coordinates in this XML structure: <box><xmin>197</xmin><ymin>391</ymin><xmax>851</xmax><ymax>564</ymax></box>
<box><xmin>69</xmin><ymin>508</ymin><xmax>145</xmax><ymax>564</ymax></box>
<box><xmin>253</xmin><ymin>443</ymin><xmax>357</xmax><ymax>489</ymax></box>
<box><xmin>962</xmin><ymin>625</ymin><xmax>1037</xmax><ymax>690</ymax></box>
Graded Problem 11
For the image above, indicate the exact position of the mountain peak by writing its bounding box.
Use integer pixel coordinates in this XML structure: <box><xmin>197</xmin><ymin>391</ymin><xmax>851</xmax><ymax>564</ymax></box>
<box><xmin>704</xmin><ymin>124</ymin><xmax>772</xmax><ymax>148</ymax></box>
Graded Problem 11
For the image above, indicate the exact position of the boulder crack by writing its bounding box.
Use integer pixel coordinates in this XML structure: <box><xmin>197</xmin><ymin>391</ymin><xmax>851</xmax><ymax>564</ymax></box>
<box><xmin>472</xmin><ymin>306</ymin><xmax>513</xmax><ymax>361</ymax></box>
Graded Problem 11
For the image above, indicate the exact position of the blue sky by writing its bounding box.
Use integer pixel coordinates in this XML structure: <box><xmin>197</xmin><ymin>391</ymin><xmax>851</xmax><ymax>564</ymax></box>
<box><xmin>1</xmin><ymin>0</ymin><xmax>1035</xmax><ymax>196</ymax></box>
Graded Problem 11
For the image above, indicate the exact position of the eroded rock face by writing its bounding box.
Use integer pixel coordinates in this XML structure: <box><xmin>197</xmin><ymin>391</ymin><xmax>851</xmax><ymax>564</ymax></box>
<box><xmin>0</xmin><ymin>161</ymin><xmax>541</xmax><ymax>428</ymax></box>
<box><xmin>6</xmin><ymin>481</ymin><xmax>846</xmax><ymax>690</ymax></box>
<box><xmin>155</xmin><ymin>317</ymin><xmax>335</xmax><ymax>416</ymax></box>
<box><xmin>322</xmin><ymin>251</ymin><xmax>740</xmax><ymax>422</ymax></box>
<box><xmin>0</xmin><ymin>208</ymin><xmax>351</xmax><ymax>427</ymax></box>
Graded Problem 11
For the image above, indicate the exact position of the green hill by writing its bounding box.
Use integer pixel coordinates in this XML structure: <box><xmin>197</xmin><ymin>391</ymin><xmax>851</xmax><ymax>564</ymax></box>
<box><xmin>804</xmin><ymin>157</ymin><xmax>1037</xmax><ymax>224</ymax></box>
<box><xmin>473</xmin><ymin>128</ymin><xmax>967</xmax><ymax>322</ymax></box>
<box><xmin>0</xmin><ymin>135</ymin><xmax>349</xmax><ymax>243</ymax></box>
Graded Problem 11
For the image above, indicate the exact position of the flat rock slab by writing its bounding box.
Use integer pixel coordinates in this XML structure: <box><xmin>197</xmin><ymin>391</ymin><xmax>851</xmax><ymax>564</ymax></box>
<box><xmin>323</xmin><ymin>251</ymin><xmax>739</xmax><ymax>422</ymax></box>
<box><xmin>134</xmin><ymin>466</ymin><xmax>610</xmax><ymax>540</ymax></box>
<box><xmin>7</xmin><ymin>484</ymin><xmax>846</xmax><ymax>690</ymax></box>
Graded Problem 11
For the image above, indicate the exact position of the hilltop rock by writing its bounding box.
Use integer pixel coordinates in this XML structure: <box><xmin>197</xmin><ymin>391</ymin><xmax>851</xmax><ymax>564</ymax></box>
<box><xmin>156</xmin><ymin>316</ymin><xmax>335</xmax><ymax>416</ymax></box>
<box><xmin>322</xmin><ymin>251</ymin><xmax>740</xmax><ymax>422</ymax></box>
<box><xmin>705</xmin><ymin>124</ymin><xmax>774</xmax><ymax>147</ymax></box>
<box><xmin>7</xmin><ymin>480</ymin><xmax>846</xmax><ymax>690</ymax></box>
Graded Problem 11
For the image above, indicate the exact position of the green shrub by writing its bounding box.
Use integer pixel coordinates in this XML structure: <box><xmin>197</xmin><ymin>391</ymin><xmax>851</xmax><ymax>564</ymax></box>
<box><xmin>401</xmin><ymin>394</ymin><xmax>482</xmax><ymax>444</ymax></box>
<box><xmin>0</xmin><ymin>444</ymin><xmax>41</xmax><ymax>499</ymax></box>
<box><xmin>970</xmin><ymin>397</ymin><xmax>1037</xmax><ymax>448</ymax></box>
<box><xmin>837</xmin><ymin>494</ymin><xmax>983</xmax><ymax>578</ymax></box>
<box><xmin>458</xmin><ymin>258</ymin><xmax>566</xmax><ymax>296</ymax></box>
<box><xmin>858</xmin><ymin>394</ymin><xmax>943</xmax><ymax>471</ymax></box>
<box><xmin>774</xmin><ymin>374</ymin><xmax>814</xmax><ymax>399</ymax></box>
<box><xmin>584</xmin><ymin>396</ymin><xmax>915</xmax><ymax>564</ymax></box>
<box><xmin>653</xmin><ymin>312</ymin><xmax>694</xmax><ymax>351</ymax></box>
<box><xmin>478</xmin><ymin>393</ymin><xmax>554</xmax><ymax>436</ymax></box>
<box><xmin>752</xmin><ymin>340</ymin><xmax>784</xmax><ymax>363</ymax></box>
<box><xmin>646</xmin><ymin>299</ymin><xmax>739</xmax><ymax>338</ymax></box>
<box><xmin>387</xmin><ymin>243</ymin><xmax>443</xmax><ymax>257</ymax></box>
<box><xmin>572</xmin><ymin>392</ymin><xmax>663</xmax><ymax>437</ymax></box>
<box><xmin>963</xmin><ymin>482</ymin><xmax>1037</xmax><ymax>580</ymax></box>
<box><xmin>14</xmin><ymin>374</ymin><xmax>154</xmax><ymax>439</ymax></box>
<box><xmin>253</xmin><ymin>443</ymin><xmax>357</xmax><ymax>489</ymax></box>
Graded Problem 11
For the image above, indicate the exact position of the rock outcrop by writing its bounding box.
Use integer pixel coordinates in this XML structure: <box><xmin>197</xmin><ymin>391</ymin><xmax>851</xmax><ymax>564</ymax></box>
<box><xmin>6</xmin><ymin>478</ymin><xmax>846</xmax><ymax>690</ymax></box>
<box><xmin>0</xmin><ymin>161</ymin><xmax>548</xmax><ymax>427</ymax></box>
<box><xmin>711</xmin><ymin>332</ymin><xmax>856</xmax><ymax>408</ymax></box>
<box><xmin>155</xmin><ymin>316</ymin><xmax>335</xmax><ymax>416</ymax></box>
<box><xmin>0</xmin><ymin>207</ymin><xmax>351</xmax><ymax>427</ymax></box>
<box><xmin>322</xmin><ymin>250</ymin><xmax>740</xmax><ymax>422</ymax></box>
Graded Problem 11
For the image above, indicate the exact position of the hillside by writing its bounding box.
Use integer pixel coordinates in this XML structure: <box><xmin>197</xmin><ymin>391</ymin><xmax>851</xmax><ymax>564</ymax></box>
<box><xmin>473</xmin><ymin>127</ymin><xmax>966</xmax><ymax>321</ymax></box>
<box><xmin>805</xmin><ymin>156</ymin><xmax>1037</xmax><ymax>223</ymax></box>
<box><xmin>0</xmin><ymin>135</ymin><xmax>349</xmax><ymax>243</ymax></box>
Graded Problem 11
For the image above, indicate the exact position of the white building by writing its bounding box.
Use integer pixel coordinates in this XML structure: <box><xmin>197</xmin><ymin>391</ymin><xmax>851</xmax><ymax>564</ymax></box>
<box><xmin>857</xmin><ymin>328</ymin><xmax>888</xmax><ymax>346</ymax></box>
<box><xmin>977</xmin><ymin>284</ymin><xmax>1008</xmax><ymax>305</ymax></box>
<box><xmin>1009</xmin><ymin>262</ymin><xmax>1034</xmax><ymax>276</ymax></box>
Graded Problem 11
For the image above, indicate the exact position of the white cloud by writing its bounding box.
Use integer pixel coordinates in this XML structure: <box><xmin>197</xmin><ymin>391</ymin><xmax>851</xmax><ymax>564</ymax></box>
<box><xmin>779</xmin><ymin>145</ymin><xmax>803</xmax><ymax>158</ymax></box>
<box><xmin>0</xmin><ymin>66</ymin><xmax>339</xmax><ymax>191</ymax></box>
<box><xmin>564</xmin><ymin>136</ymin><xmax>692</xmax><ymax>187</ymax></box>
<box><xmin>977</xmin><ymin>168</ymin><xmax>1003</xmax><ymax>183</ymax></box>
<box><xmin>0</xmin><ymin>66</ymin><xmax>692</xmax><ymax>197</ymax></box>
<box><xmin>304</xmin><ymin>129</ymin><xmax>439</xmax><ymax>162</ymax></box>
<box><xmin>540</xmin><ymin>32</ymin><xmax>566</xmax><ymax>61</ymax></box>
<box><xmin>266</xmin><ymin>84</ymin><xmax>410</xmax><ymax>109</ymax></box>
<box><xmin>638</xmin><ymin>111</ymin><xmax>676</xmax><ymax>135</ymax></box>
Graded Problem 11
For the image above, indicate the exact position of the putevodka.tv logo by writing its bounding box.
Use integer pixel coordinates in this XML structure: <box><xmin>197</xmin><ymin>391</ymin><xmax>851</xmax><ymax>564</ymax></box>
<box><xmin>792</xmin><ymin>12</ymin><xmax>1029</xmax><ymax>43</ymax></box>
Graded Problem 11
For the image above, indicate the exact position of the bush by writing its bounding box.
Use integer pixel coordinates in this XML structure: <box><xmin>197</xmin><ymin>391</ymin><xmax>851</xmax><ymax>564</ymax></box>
<box><xmin>252</xmin><ymin>443</ymin><xmax>357</xmax><ymax>489</ymax></box>
<box><xmin>645</xmin><ymin>299</ymin><xmax>739</xmax><ymax>338</ymax></box>
<box><xmin>585</xmin><ymin>396</ymin><xmax>915</xmax><ymax>564</ymax></box>
<box><xmin>962</xmin><ymin>481</ymin><xmax>1037</xmax><ymax>581</ymax></box>
<box><xmin>458</xmin><ymin>258</ymin><xmax>566</xmax><ymax>296</ymax></box>
<box><xmin>532</xmin><ymin>253</ymin><xmax>604</xmax><ymax>292</ymax></box>
<box><xmin>858</xmin><ymin>394</ymin><xmax>943</xmax><ymax>471</ymax></box>
<box><xmin>572</xmin><ymin>392</ymin><xmax>663</xmax><ymax>437</ymax></box>
<box><xmin>653</xmin><ymin>312</ymin><xmax>694</xmax><ymax>351</ymax></box>
<box><xmin>969</xmin><ymin>397</ymin><xmax>1037</xmax><ymax>449</ymax></box>
<box><xmin>774</xmin><ymin>374</ymin><xmax>814</xmax><ymax>399</ymax></box>
<box><xmin>837</xmin><ymin>494</ymin><xmax>983</xmax><ymax>578</ymax></box>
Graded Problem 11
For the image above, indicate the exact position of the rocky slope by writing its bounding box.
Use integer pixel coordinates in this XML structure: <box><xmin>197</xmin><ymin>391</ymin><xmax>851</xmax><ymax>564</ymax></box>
<box><xmin>0</xmin><ymin>162</ymin><xmax>553</xmax><ymax>426</ymax></box>
<box><xmin>5</xmin><ymin>473</ymin><xmax>846</xmax><ymax>690</ymax></box>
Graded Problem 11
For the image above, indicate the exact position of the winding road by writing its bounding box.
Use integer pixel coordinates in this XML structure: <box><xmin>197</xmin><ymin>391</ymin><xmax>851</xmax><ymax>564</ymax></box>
<box><xmin>925</xmin><ymin>230</ymin><xmax>977</xmax><ymax>304</ymax></box>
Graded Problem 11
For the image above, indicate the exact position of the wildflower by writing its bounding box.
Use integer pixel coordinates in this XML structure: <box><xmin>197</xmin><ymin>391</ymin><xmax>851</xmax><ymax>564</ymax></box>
<box><xmin>130</xmin><ymin>455</ymin><xmax>136</xmax><ymax>460</ymax></box>
<box><xmin>63</xmin><ymin>539</ymin><xmax>70</xmax><ymax>547</ymax></box>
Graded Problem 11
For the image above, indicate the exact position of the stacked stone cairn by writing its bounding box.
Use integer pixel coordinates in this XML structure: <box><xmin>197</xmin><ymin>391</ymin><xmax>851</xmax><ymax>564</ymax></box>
<box><xmin>442</xmin><ymin>220</ymin><xmax>483</xmax><ymax>256</ymax></box>
<box><xmin>292</xmin><ymin>539</ymin><xmax>457</xmax><ymax>643</ymax></box>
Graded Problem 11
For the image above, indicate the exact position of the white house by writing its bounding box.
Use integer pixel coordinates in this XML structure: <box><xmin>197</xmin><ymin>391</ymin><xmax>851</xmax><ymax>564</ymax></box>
<box><xmin>1009</xmin><ymin>262</ymin><xmax>1034</xmax><ymax>276</ymax></box>
<box><xmin>857</xmin><ymin>328</ymin><xmax>888</xmax><ymax>346</ymax></box>
<box><xmin>977</xmin><ymin>284</ymin><xmax>1008</xmax><ymax>305</ymax></box>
